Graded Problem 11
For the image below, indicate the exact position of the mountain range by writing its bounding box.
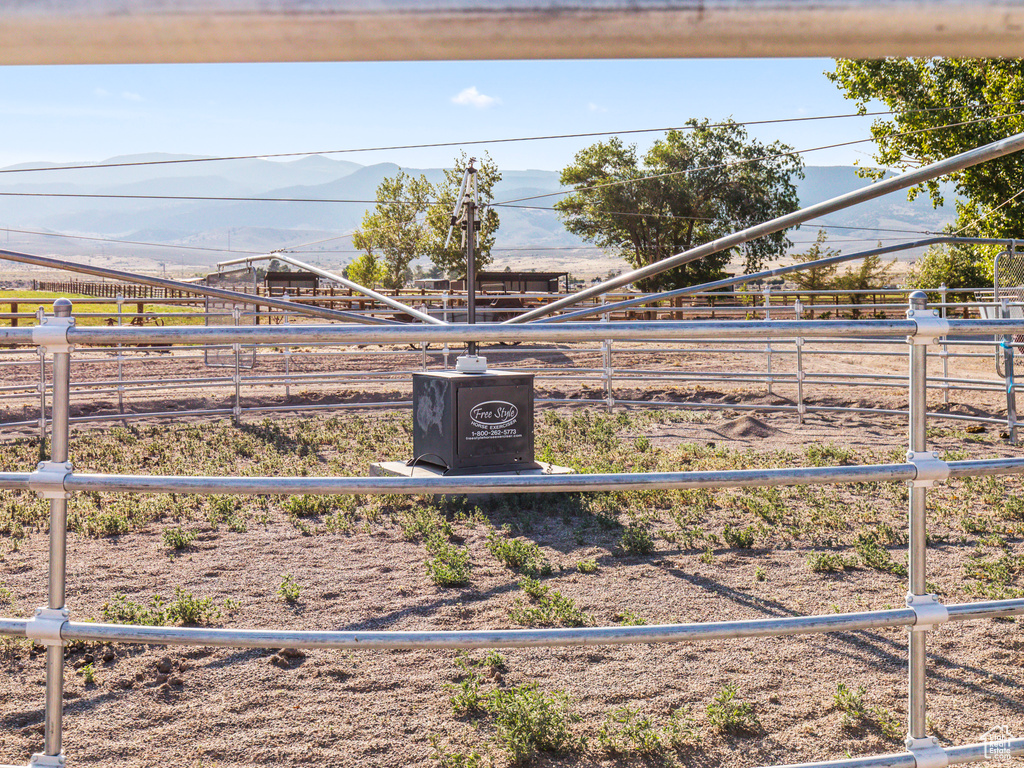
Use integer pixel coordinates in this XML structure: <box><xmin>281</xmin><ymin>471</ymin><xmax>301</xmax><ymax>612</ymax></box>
<box><xmin>0</xmin><ymin>153</ymin><xmax>956</xmax><ymax>278</ymax></box>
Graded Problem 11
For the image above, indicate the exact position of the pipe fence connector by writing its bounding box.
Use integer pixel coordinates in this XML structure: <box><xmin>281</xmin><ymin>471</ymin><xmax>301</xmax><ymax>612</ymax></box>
<box><xmin>907</xmin><ymin>451</ymin><xmax>949</xmax><ymax>488</ymax></box>
<box><xmin>30</xmin><ymin>315</ymin><xmax>75</xmax><ymax>356</ymax></box>
<box><xmin>905</xmin><ymin>736</ymin><xmax>949</xmax><ymax>768</ymax></box>
<box><xmin>31</xmin><ymin>462</ymin><xmax>72</xmax><ymax>500</ymax></box>
<box><xmin>24</xmin><ymin>607</ymin><xmax>68</xmax><ymax>646</ymax></box>
<box><xmin>905</xmin><ymin>594</ymin><xmax>948</xmax><ymax>631</ymax></box>
<box><xmin>907</xmin><ymin>309</ymin><xmax>951</xmax><ymax>346</ymax></box>
<box><xmin>28</xmin><ymin>752</ymin><xmax>66</xmax><ymax>768</ymax></box>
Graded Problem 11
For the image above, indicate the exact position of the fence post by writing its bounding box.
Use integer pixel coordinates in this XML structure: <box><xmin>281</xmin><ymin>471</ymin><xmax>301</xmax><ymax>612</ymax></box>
<box><xmin>39</xmin><ymin>298</ymin><xmax>74</xmax><ymax>766</ymax></box>
<box><xmin>232</xmin><ymin>306</ymin><xmax>242</xmax><ymax>424</ymax></box>
<box><xmin>36</xmin><ymin>305</ymin><xmax>46</xmax><ymax>441</ymax></box>
<box><xmin>939</xmin><ymin>284</ymin><xmax>949</xmax><ymax>407</ymax></box>
<box><xmin>906</xmin><ymin>290</ymin><xmax>936</xmax><ymax>751</ymax></box>
<box><xmin>794</xmin><ymin>299</ymin><xmax>805</xmax><ymax>424</ymax></box>
<box><xmin>601</xmin><ymin>295</ymin><xmax>614</xmax><ymax>409</ymax></box>
<box><xmin>764</xmin><ymin>284</ymin><xmax>773</xmax><ymax>397</ymax></box>
<box><xmin>116</xmin><ymin>294</ymin><xmax>125</xmax><ymax>418</ymax></box>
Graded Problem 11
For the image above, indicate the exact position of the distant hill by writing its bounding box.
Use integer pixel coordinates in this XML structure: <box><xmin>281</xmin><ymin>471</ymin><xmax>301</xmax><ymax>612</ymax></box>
<box><xmin>0</xmin><ymin>154</ymin><xmax>955</xmax><ymax>276</ymax></box>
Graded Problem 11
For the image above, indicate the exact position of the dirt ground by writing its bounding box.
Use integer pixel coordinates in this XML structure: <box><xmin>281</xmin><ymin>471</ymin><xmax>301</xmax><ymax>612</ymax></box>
<box><xmin>0</xmin><ymin>335</ymin><xmax>1022</xmax><ymax>768</ymax></box>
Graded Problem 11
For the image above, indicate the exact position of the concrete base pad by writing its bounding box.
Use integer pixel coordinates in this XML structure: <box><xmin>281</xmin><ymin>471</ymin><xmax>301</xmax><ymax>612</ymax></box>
<box><xmin>370</xmin><ymin>460</ymin><xmax>575</xmax><ymax>478</ymax></box>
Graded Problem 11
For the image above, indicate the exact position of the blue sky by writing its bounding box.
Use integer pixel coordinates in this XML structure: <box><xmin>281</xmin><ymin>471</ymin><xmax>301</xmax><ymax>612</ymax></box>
<box><xmin>0</xmin><ymin>58</ymin><xmax>883</xmax><ymax>172</ymax></box>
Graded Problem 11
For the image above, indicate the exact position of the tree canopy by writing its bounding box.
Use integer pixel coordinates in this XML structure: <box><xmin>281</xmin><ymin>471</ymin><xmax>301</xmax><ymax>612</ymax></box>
<box><xmin>352</xmin><ymin>170</ymin><xmax>432</xmax><ymax>290</ymax></box>
<box><xmin>827</xmin><ymin>58</ymin><xmax>1024</xmax><ymax>239</ymax></box>
<box><xmin>424</xmin><ymin>152</ymin><xmax>501</xmax><ymax>279</ymax></box>
<box><xmin>554</xmin><ymin>120</ymin><xmax>804</xmax><ymax>292</ymax></box>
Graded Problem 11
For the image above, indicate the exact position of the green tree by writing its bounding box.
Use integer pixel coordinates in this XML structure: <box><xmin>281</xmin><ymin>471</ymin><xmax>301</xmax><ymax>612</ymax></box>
<box><xmin>424</xmin><ymin>152</ymin><xmax>501</xmax><ymax>278</ymax></box>
<box><xmin>344</xmin><ymin>249</ymin><xmax>387</xmax><ymax>290</ymax></box>
<box><xmin>907</xmin><ymin>243</ymin><xmax>990</xmax><ymax>304</ymax></box>
<box><xmin>353</xmin><ymin>170</ymin><xmax>433</xmax><ymax>290</ymax></box>
<box><xmin>788</xmin><ymin>230</ymin><xmax>841</xmax><ymax>317</ymax></box>
<box><xmin>554</xmin><ymin>120</ymin><xmax>804</xmax><ymax>292</ymax></box>
<box><xmin>827</xmin><ymin>58</ymin><xmax>1024</xmax><ymax>239</ymax></box>
<box><xmin>789</xmin><ymin>230</ymin><xmax>841</xmax><ymax>292</ymax></box>
<box><xmin>835</xmin><ymin>247</ymin><xmax>895</xmax><ymax>317</ymax></box>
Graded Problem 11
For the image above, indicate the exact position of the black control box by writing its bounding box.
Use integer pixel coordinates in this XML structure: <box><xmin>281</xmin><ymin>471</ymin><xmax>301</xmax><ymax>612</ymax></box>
<box><xmin>412</xmin><ymin>370</ymin><xmax>538</xmax><ymax>474</ymax></box>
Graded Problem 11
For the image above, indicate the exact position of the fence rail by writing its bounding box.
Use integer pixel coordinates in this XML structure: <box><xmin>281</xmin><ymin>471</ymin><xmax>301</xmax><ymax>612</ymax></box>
<box><xmin>1</xmin><ymin>296</ymin><xmax>1024</xmax><ymax>768</ymax></box>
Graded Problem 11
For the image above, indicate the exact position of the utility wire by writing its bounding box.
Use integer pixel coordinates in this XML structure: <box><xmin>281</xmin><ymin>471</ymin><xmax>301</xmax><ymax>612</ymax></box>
<box><xmin>1</xmin><ymin>227</ymin><xmax>264</xmax><ymax>254</ymax></box>
<box><xmin>2</xmin><ymin>101</ymin><xmax>1022</xmax><ymax>177</ymax></box>
<box><xmin>493</xmin><ymin>109</ymin><xmax>1024</xmax><ymax>207</ymax></box>
<box><xmin>951</xmin><ymin>187</ymin><xmax>1024</xmax><ymax>235</ymax></box>
<box><xmin>0</xmin><ymin>191</ymin><xmax>398</xmax><ymax>204</ymax></box>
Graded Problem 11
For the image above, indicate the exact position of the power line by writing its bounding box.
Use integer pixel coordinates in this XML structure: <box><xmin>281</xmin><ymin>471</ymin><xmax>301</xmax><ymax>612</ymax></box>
<box><xmin>493</xmin><ymin>110</ymin><xmax>1024</xmax><ymax>206</ymax></box>
<box><xmin>1</xmin><ymin>227</ymin><xmax>264</xmax><ymax>254</ymax></box>
<box><xmin>0</xmin><ymin>191</ymin><xmax>394</xmax><ymax>204</ymax></box>
<box><xmin>3</xmin><ymin>100</ymin><xmax>1022</xmax><ymax>178</ymax></box>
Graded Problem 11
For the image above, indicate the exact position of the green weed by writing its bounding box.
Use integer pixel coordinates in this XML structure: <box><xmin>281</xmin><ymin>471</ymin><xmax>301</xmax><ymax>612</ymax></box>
<box><xmin>807</xmin><ymin>551</ymin><xmax>857</xmax><ymax>573</ymax></box>
<box><xmin>706</xmin><ymin>685</ymin><xmax>758</xmax><ymax>734</ymax></box>
<box><xmin>722</xmin><ymin>524</ymin><xmax>756</xmax><ymax>549</ymax></box>
<box><xmin>425</xmin><ymin>535</ymin><xmax>472</xmax><ymax>587</ymax></box>
<box><xmin>511</xmin><ymin>579</ymin><xmax>592</xmax><ymax>628</ymax></box>
<box><xmin>487</xmin><ymin>531</ymin><xmax>552</xmax><ymax>576</ymax></box>
<box><xmin>279</xmin><ymin>573</ymin><xmax>301</xmax><ymax>603</ymax></box>
<box><xmin>162</xmin><ymin>526</ymin><xmax>195</xmax><ymax>551</ymax></box>
<box><xmin>620</xmin><ymin>524</ymin><xmax>655</xmax><ymax>555</ymax></box>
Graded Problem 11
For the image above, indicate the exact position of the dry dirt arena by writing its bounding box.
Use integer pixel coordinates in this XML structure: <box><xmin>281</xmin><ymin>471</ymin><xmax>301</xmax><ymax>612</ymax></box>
<box><xmin>0</xmin><ymin>337</ymin><xmax>1022</xmax><ymax>768</ymax></box>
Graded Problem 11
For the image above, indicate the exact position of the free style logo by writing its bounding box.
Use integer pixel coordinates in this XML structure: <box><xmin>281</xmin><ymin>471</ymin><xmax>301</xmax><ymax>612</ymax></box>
<box><xmin>469</xmin><ymin>401</ymin><xmax>518</xmax><ymax>429</ymax></box>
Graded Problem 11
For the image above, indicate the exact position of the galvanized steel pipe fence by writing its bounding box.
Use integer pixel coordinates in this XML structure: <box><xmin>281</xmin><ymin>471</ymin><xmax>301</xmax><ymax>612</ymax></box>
<box><xmin>0</xmin><ymin>291</ymin><xmax>1019</xmax><ymax>438</ymax></box>
<box><xmin>2</xmin><ymin>295</ymin><xmax>1024</xmax><ymax>767</ymax></box>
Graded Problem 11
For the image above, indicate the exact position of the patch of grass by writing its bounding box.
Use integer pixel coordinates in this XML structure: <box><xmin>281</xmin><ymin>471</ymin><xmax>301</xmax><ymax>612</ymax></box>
<box><xmin>429</xmin><ymin>736</ymin><xmax>487</xmax><ymax>768</ymax></box>
<box><xmin>399</xmin><ymin>507</ymin><xmax>453</xmax><ymax>542</ymax></box>
<box><xmin>162</xmin><ymin>526</ymin><xmax>195</xmax><ymax>551</ymax></box>
<box><xmin>706</xmin><ymin>685</ymin><xmax>758</xmax><ymax>734</ymax></box>
<box><xmin>80</xmin><ymin>510</ymin><xmax>129</xmax><ymax>537</ymax></box>
<box><xmin>78</xmin><ymin>662</ymin><xmax>97</xmax><ymax>685</ymax></box>
<box><xmin>722</xmin><ymin>524</ymin><xmax>756</xmax><ymax>549</ymax></box>
<box><xmin>487</xmin><ymin>684</ymin><xmax>581</xmax><ymax>765</ymax></box>
<box><xmin>834</xmin><ymin>683</ymin><xmax>903</xmax><ymax>742</ymax></box>
<box><xmin>613</xmin><ymin>610</ymin><xmax>647</xmax><ymax>626</ymax></box>
<box><xmin>487</xmin><ymin>531</ymin><xmax>552</xmax><ymax>576</ymax></box>
<box><xmin>425</xmin><ymin>535</ymin><xmax>472</xmax><ymax>587</ymax></box>
<box><xmin>598</xmin><ymin>706</ymin><xmax>662</xmax><ymax>756</ymax></box>
<box><xmin>807</xmin><ymin>551</ymin><xmax>857</xmax><ymax>573</ymax></box>
<box><xmin>834</xmin><ymin>683</ymin><xmax>868</xmax><ymax>724</ymax></box>
<box><xmin>619</xmin><ymin>524</ymin><xmax>654</xmax><ymax>555</ymax></box>
<box><xmin>284</xmin><ymin>494</ymin><xmax>336</xmax><ymax>519</ymax></box>
<box><xmin>854</xmin><ymin>531</ymin><xmax>908</xmax><ymax>577</ymax></box>
<box><xmin>576</xmin><ymin>558</ymin><xmax>599</xmax><ymax>574</ymax></box>
<box><xmin>278</xmin><ymin>573</ymin><xmax>301</xmax><ymax>603</ymax></box>
<box><xmin>511</xmin><ymin>579</ymin><xmax>592</xmax><ymax>628</ymax></box>
<box><xmin>100</xmin><ymin>588</ymin><xmax>222</xmax><ymax>627</ymax></box>
<box><xmin>806</xmin><ymin>444</ymin><xmax>856</xmax><ymax>466</ymax></box>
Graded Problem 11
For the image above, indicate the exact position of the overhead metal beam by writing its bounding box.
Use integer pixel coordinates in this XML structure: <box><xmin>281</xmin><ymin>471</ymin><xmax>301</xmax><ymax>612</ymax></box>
<box><xmin>1</xmin><ymin>2</ymin><xmax>1024</xmax><ymax>64</ymax></box>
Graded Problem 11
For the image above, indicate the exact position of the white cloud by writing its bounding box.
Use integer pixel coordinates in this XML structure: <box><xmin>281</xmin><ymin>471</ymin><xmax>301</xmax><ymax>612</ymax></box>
<box><xmin>587</xmin><ymin>102</ymin><xmax>608</xmax><ymax>113</ymax></box>
<box><xmin>451</xmin><ymin>86</ymin><xmax>499</xmax><ymax>109</ymax></box>
<box><xmin>121</xmin><ymin>91</ymin><xmax>143</xmax><ymax>102</ymax></box>
<box><xmin>94</xmin><ymin>87</ymin><xmax>110</xmax><ymax>97</ymax></box>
